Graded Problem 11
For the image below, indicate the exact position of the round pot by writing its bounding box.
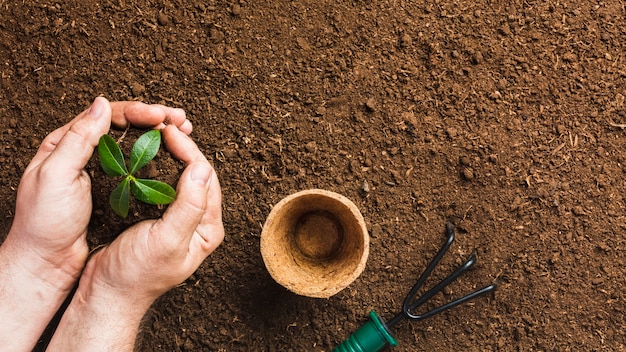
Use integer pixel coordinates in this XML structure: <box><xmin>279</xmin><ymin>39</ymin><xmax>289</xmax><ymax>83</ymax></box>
<box><xmin>261</xmin><ymin>189</ymin><xmax>369</xmax><ymax>298</ymax></box>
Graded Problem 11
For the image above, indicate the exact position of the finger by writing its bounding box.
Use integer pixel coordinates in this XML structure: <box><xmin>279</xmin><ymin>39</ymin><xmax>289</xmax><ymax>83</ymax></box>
<box><xmin>153</xmin><ymin>161</ymin><xmax>214</xmax><ymax>254</ymax></box>
<box><xmin>27</xmin><ymin>100</ymin><xmax>192</xmax><ymax>174</ymax></box>
<box><xmin>161</xmin><ymin>106</ymin><xmax>189</xmax><ymax>133</ymax></box>
<box><xmin>43</xmin><ymin>97</ymin><xmax>112</xmax><ymax>175</ymax></box>
<box><xmin>164</xmin><ymin>124</ymin><xmax>223</xmax><ymax>257</ymax></box>
<box><xmin>110</xmin><ymin>102</ymin><xmax>165</xmax><ymax>129</ymax></box>
<box><xmin>154</xmin><ymin>126</ymin><xmax>220</xmax><ymax>254</ymax></box>
<box><xmin>161</xmin><ymin>125</ymin><xmax>205</xmax><ymax>164</ymax></box>
<box><xmin>152</xmin><ymin>106</ymin><xmax>191</xmax><ymax>134</ymax></box>
<box><xmin>189</xmin><ymin>168</ymin><xmax>224</xmax><ymax>256</ymax></box>
<box><xmin>110</xmin><ymin>102</ymin><xmax>191</xmax><ymax>134</ymax></box>
<box><xmin>26</xmin><ymin>108</ymin><xmax>91</xmax><ymax>170</ymax></box>
<box><xmin>180</xmin><ymin>119</ymin><xmax>193</xmax><ymax>135</ymax></box>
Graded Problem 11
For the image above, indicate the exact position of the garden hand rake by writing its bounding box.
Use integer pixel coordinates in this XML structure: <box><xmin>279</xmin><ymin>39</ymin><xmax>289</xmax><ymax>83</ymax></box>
<box><xmin>334</xmin><ymin>223</ymin><xmax>496</xmax><ymax>352</ymax></box>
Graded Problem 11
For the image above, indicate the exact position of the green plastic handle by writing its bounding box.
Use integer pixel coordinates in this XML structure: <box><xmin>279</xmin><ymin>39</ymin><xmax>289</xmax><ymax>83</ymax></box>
<box><xmin>333</xmin><ymin>311</ymin><xmax>398</xmax><ymax>352</ymax></box>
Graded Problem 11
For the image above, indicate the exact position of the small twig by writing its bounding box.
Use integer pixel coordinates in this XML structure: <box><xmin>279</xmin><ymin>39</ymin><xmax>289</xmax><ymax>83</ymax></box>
<box><xmin>117</xmin><ymin>124</ymin><xmax>131</xmax><ymax>144</ymax></box>
<box><xmin>551</xmin><ymin>142</ymin><xmax>567</xmax><ymax>155</ymax></box>
<box><xmin>608</xmin><ymin>120</ymin><xmax>626</xmax><ymax>129</ymax></box>
<box><xmin>463</xmin><ymin>205</ymin><xmax>473</xmax><ymax>220</ymax></box>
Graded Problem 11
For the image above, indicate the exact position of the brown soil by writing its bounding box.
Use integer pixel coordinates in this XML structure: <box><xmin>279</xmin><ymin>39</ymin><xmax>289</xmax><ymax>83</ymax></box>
<box><xmin>1</xmin><ymin>1</ymin><xmax>625</xmax><ymax>351</ymax></box>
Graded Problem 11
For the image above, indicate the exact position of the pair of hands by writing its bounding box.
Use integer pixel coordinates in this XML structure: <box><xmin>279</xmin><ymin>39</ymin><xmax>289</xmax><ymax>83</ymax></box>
<box><xmin>0</xmin><ymin>97</ymin><xmax>224</xmax><ymax>351</ymax></box>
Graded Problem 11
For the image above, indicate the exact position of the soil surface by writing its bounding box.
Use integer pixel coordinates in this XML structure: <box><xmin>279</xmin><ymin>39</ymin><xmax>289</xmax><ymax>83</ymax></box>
<box><xmin>1</xmin><ymin>1</ymin><xmax>625</xmax><ymax>351</ymax></box>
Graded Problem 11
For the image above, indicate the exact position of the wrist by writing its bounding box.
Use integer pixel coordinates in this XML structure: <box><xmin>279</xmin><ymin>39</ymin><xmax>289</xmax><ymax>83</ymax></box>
<box><xmin>48</xmin><ymin>267</ymin><xmax>156</xmax><ymax>351</ymax></box>
<box><xmin>2</xmin><ymin>227</ymin><xmax>86</xmax><ymax>290</ymax></box>
<box><xmin>0</xmin><ymin>237</ymin><xmax>80</xmax><ymax>351</ymax></box>
<box><xmin>74</xmin><ymin>271</ymin><xmax>156</xmax><ymax>318</ymax></box>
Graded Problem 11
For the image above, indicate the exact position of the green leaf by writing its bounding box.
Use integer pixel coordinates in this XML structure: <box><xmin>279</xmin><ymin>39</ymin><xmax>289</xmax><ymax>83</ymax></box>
<box><xmin>98</xmin><ymin>135</ymin><xmax>128</xmax><ymax>177</ymax></box>
<box><xmin>110</xmin><ymin>177</ymin><xmax>131</xmax><ymax>218</ymax></box>
<box><xmin>129</xmin><ymin>130</ymin><xmax>161</xmax><ymax>175</ymax></box>
<box><xmin>131</xmin><ymin>179</ymin><xmax>176</xmax><ymax>205</ymax></box>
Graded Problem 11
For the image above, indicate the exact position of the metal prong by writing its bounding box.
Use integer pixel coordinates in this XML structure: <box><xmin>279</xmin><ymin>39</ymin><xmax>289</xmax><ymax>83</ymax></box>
<box><xmin>386</xmin><ymin>223</ymin><xmax>496</xmax><ymax>328</ymax></box>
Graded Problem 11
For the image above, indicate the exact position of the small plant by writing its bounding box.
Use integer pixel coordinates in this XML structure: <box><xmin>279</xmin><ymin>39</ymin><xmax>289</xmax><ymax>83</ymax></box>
<box><xmin>97</xmin><ymin>130</ymin><xmax>176</xmax><ymax>218</ymax></box>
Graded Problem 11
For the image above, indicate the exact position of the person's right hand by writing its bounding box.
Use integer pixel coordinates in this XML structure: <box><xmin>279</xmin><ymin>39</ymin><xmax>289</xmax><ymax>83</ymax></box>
<box><xmin>48</xmin><ymin>124</ymin><xmax>225</xmax><ymax>351</ymax></box>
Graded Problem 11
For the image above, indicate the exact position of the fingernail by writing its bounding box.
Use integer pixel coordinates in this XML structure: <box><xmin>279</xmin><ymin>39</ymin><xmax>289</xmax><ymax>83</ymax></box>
<box><xmin>190</xmin><ymin>163</ymin><xmax>211</xmax><ymax>186</ymax></box>
<box><xmin>89</xmin><ymin>97</ymin><xmax>105</xmax><ymax>118</ymax></box>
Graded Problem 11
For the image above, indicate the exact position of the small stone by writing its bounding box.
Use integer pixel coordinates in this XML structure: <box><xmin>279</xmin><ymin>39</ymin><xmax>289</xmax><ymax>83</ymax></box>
<box><xmin>401</xmin><ymin>111</ymin><xmax>417</xmax><ymax>126</ymax></box>
<box><xmin>562</xmin><ymin>52</ymin><xmax>577</xmax><ymax>62</ymax></box>
<box><xmin>131</xmin><ymin>82</ymin><xmax>146</xmax><ymax>97</ymax></box>
<box><xmin>499</xmin><ymin>24</ymin><xmax>512</xmax><ymax>36</ymax></box>
<box><xmin>446</xmin><ymin>127</ymin><xmax>458</xmax><ymax>139</ymax></box>
<box><xmin>210</xmin><ymin>28</ymin><xmax>225</xmax><ymax>42</ymax></box>
<box><xmin>231</xmin><ymin>4</ymin><xmax>241</xmax><ymax>16</ymax></box>
<box><xmin>222</xmin><ymin>148</ymin><xmax>238</xmax><ymax>158</ymax></box>
<box><xmin>0</xmin><ymin>77</ymin><xmax>10</xmax><ymax>90</ymax></box>
<box><xmin>361</xmin><ymin>179</ymin><xmax>370</xmax><ymax>192</ymax></box>
<box><xmin>550</xmin><ymin>252</ymin><xmax>560</xmax><ymax>264</ymax></box>
<box><xmin>462</xmin><ymin>168</ymin><xmax>474</xmax><ymax>180</ymax></box>
<box><xmin>349</xmin><ymin>160</ymin><xmax>361</xmax><ymax>174</ymax></box>
<box><xmin>400</xmin><ymin>33</ymin><xmax>412</xmax><ymax>47</ymax></box>
<box><xmin>157</xmin><ymin>12</ymin><xmax>170</xmax><ymax>26</ymax></box>
<box><xmin>490</xmin><ymin>91</ymin><xmax>502</xmax><ymax>100</ymax></box>
<box><xmin>305</xmin><ymin>141</ymin><xmax>317</xmax><ymax>153</ymax></box>
<box><xmin>496</xmin><ymin>79</ymin><xmax>508</xmax><ymax>90</ymax></box>
<box><xmin>365</xmin><ymin>97</ymin><xmax>377</xmax><ymax>111</ymax></box>
<box><xmin>29</xmin><ymin>137</ymin><xmax>41</xmax><ymax>149</ymax></box>
<box><xmin>315</xmin><ymin>106</ymin><xmax>326</xmax><ymax>116</ymax></box>
<box><xmin>370</xmin><ymin>223</ymin><xmax>382</xmax><ymax>237</ymax></box>
<box><xmin>296</xmin><ymin>37</ymin><xmax>310</xmax><ymax>50</ymax></box>
<box><xmin>155</xmin><ymin>44</ymin><xmax>165</xmax><ymax>61</ymax></box>
<box><xmin>572</xmin><ymin>205</ymin><xmax>586</xmax><ymax>215</ymax></box>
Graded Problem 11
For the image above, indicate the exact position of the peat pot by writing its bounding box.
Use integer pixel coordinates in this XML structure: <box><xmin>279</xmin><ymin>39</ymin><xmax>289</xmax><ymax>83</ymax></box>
<box><xmin>261</xmin><ymin>189</ymin><xmax>369</xmax><ymax>298</ymax></box>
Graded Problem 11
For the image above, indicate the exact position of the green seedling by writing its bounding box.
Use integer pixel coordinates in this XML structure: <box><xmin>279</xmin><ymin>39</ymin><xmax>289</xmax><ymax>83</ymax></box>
<box><xmin>97</xmin><ymin>130</ymin><xmax>176</xmax><ymax>218</ymax></box>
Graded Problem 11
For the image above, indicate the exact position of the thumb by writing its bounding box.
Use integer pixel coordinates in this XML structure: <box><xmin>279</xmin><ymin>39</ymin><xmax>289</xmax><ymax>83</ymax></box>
<box><xmin>155</xmin><ymin>162</ymin><xmax>214</xmax><ymax>250</ymax></box>
<box><xmin>45</xmin><ymin>97</ymin><xmax>112</xmax><ymax>175</ymax></box>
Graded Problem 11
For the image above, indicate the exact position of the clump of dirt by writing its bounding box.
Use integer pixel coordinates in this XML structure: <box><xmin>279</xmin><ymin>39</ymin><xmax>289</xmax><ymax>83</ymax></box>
<box><xmin>1</xmin><ymin>1</ymin><xmax>624</xmax><ymax>351</ymax></box>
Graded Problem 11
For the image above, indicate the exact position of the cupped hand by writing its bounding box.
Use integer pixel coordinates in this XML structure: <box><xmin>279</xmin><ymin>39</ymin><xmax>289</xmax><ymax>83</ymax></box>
<box><xmin>47</xmin><ymin>125</ymin><xmax>224</xmax><ymax>351</ymax></box>
<box><xmin>80</xmin><ymin>124</ymin><xmax>224</xmax><ymax>303</ymax></box>
<box><xmin>5</xmin><ymin>97</ymin><xmax>192</xmax><ymax>284</ymax></box>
